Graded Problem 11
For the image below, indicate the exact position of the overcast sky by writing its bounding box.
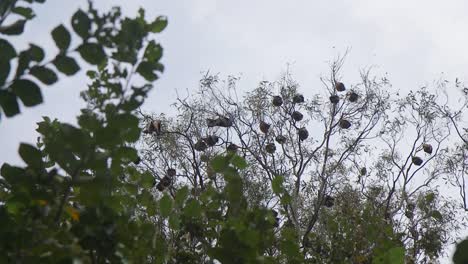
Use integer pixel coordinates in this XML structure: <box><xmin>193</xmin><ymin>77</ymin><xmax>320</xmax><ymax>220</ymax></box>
<box><xmin>1</xmin><ymin>0</ymin><xmax>467</xmax><ymax>261</ymax></box>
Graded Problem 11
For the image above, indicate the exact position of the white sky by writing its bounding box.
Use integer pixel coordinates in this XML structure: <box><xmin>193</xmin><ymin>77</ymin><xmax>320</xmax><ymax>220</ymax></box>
<box><xmin>1</xmin><ymin>0</ymin><xmax>467</xmax><ymax>261</ymax></box>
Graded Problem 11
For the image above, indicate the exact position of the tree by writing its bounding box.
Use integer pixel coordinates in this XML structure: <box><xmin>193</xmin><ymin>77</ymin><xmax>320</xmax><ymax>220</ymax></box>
<box><xmin>1</xmin><ymin>1</ymin><xmax>467</xmax><ymax>263</ymax></box>
<box><xmin>0</xmin><ymin>1</ymin><xmax>300</xmax><ymax>263</ymax></box>
<box><xmin>0</xmin><ymin>0</ymin><xmax>168</xmax><ymax>262</ymax></box>
<box><xmin>138</xmin><ymin>58</ymin><xmax>467</xmax><ymax>263</ymax></box>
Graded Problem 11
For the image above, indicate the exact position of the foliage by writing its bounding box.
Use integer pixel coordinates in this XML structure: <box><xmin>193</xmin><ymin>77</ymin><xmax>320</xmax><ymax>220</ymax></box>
<box><xmin>1</xmin><ymin>1</ymin><xmax>468</xmax><ymax>263</ymax></box>
<box><xmin>138</xmin><ymin>63</ymin><xmax>467</xmax><ymax>263</ymax></box>
<box><xmin>453</xmin><ymin>238</ymin><xmax>468</xmax><ymax>264</ymax></box>
<box><xmin>0</xmin><ymin>0</ymin><xmax>167</xmax><ymax>262</ymax></box>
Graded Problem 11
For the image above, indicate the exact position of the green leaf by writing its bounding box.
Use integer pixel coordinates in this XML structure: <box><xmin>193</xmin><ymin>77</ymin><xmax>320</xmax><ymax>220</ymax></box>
<box><xmin>77</xmin><ymin>43</ymin><xmax>106</xmax><ymax>65</ymax></box>
<box><xmin>108</xmin><ymin>113</ymin><xmax>140</xmax><ymax>142</ymax></box>
<box><xmin>139</xmin><ymin>189</ymin><xmax>153</xmax><ymax>208</ymax></box>
<box><xmin>224</xmin><ymin>172</ymin><xmax>243</xmax><ymax>204</ymax></box>
<box><xmin>0</xmin><ymin>20</ymin><xmax>26</xmax><ymax>35</ymax></box>
<box><xmin>15</xmin><ymin>51</ymin><xmax>32</xmax><ymax>78</ymax></box>
<box><xmin>144</xmin><ymin>40</ymin><xmax>163</xmax><ymax>62</ymax></box>
<box><xmin>454</xmin><ymin>239</ymin><xmax>468</xmax><ymax>264</ymax></box>
<box><xmin>140</xmin><ymin>171</ymin><xmax>154</xmax><ymax>189</ymax></box>
<box><xmin>272</xmin><ymin>175</ymin><xmax>284</xmax><ymax>194</ymax></box>
<box><xmin>159</xmin><ymin>195</ymin><xmax>173</xmax><ymax>218</ymax></box>
<box><xmin>12</xmin><ymin>6</ymin><xmax>35</xmax><ymax>19</ymax></box>
<box><xmin>230</xmin><ymin>155</ymin><xmax>248</xmax><ymax>169</ymax></box>
<box><xmin>27</xmin><ymin>44</ymin><xmax>44</xmax><ymax>62</ymax></box>
<box><xmin>169</xmin><ymin>214</ymin><xmax>180</xmax><ymax>230</ymax></box>
<box><xmin>280</xmin><ymin>237</ymin><xmax>301</xmax><ymax>260</ymax></box>
<box><xmin>30</xmin><ymin>66</ymin><xmax>58</xmax><ymax>85</ymax></box>
<box><xmin>184</xmin><ymin>199</ymin><xmax>202</xmax><ymax>218</ymax></box>
<box><xmin>150</xmin><ymin>16</ymin><xmax>168</xmax><ymax>33</ymax></box>
<box><xmin>71</xmin><ymin>9</ymin><xmax>91</xmax><ymax>39</ymax></box>
<box><xmin>280</xmin><ymin>193</ymin><xmax>292</xmax><ymax>205</ymax></box>
<box><xmin>51</xmin><ymin>24</ymin><xmax>71</xmax><ymax>51</ymax></box>
<box><xmin>211</xmin><ymin>155</ymin><xmax>228</xmax><ymax>173</ymax></box>
<box><xmin>386</xmin><ymin>247</ymin><xmax>404</xmax><ymax>264</ymax></box>
<box><xmin>136</xmin><ymin>61</ymin><xmax>158</xmax><ymax>81</ymax></box>
<box><xmin>115</xmin><ymin>146</ymin><xmax>138</xmax><ymax>162</ymax></box>
<box><xmin>77</xmin><ymin>109</ymin><xmax>101</xmax><ymax>131</ymax></box>
<box><xmin>431</xmin><ymin>210</ymin><xmax>443</xmax><ymax>221</ymax></box>
<box><xmin>154</xmin><ymin>62</ymin><xmax>164</xmax><ymax>72</ymax></box>
<box><xmin>1</xmin><ymin>163</ymin><xmax>27</xmax><ymax>184</ymax></box>
<box><xmin>0</xmin><ymin>39</ymin><xmax>16</xmax><ymax>61</ymax></box>
<box><xmin>59</xmin><ymin>123</ymin><xmax>90</xmax><ymax>154</ymax></box>
<box><xmin>53</xmin><ymin>55</ymin><xmax>80</xmax><ymax>75</ymax></box>
<box><xmin>373</xmin><ymin>246</ymin><xmax>405</xmax><ymax>264</ymax></box>
<box><xmin>6</xmin><ymin>201</ymin><xmax>23</xmax><ymax>215</ymax></box>
<box><xmin>0</xmin><ymin>59</ymin><xmax>10</xmax><ymax>85</ymax></box>
<box><xmin>0</xmin><ymin>90</ymin><xmax>20</xmax><ymax>117</ymax></box>
<box><xmin>425</xmin><ymin>192</ymin><xmax>435</xmax><ymax>203</ymax></box>
<box><xmin>18</xmin><ymin>143</ymin><xmax>43</xmax><ymax>169</ymax></box>
<box><xmin>11</xmin><ymin>79</ymin><xmax>43</xmax><ymax>106</ymax></box>
<box><xmin>175</xmin><ymin>186</ymin><xmax>189</xmax><ymax>207</ymax></box>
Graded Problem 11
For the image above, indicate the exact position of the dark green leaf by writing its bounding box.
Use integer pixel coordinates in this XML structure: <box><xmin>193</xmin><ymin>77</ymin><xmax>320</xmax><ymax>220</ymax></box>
<box><xmin>169</xmin><ymin>214</ymin><xmax>180</xmax><ymax>230</ymax></box>
<box><xmin>0</xmin><ymin>20</ymin><xmax>26</xmax><ymax>35</ymax></box>
<box><xmin>153</xmin><ymin>62</ymin><xmax>164</xmax><ymax>73</ymax></box>
<box><xmin>144</xmin><ymin>40</ymin><xmax>163</xmax><ymax>62</ymax></box>
<box><xmin>431</xmin><ymin>210</ymin><xmax>443</xmax><ymax>221</ymax></box>
<box><xmin>230</xmin><ymin>155</ymin><xmax>248</xmax><ymax>169</ymax></box>
<box><xmin>159</xmin><ymin>194</ymin><xmax>173</xmax><ymax>218</ymax></box>
<box><xmin>425</xmin><ymin>192</ymin><xmax>435</xmax><ymax>203</ymax></box>
<box><xmin>12</xmin><ymin>6</ymin><xmax>34</xmax><ymax>19</ymax></box>
<box><xmin>121</xmin><ymin>96</ymin><xmax>143</xmax><ymax>111</ymax></box>
<box><xmin>136</xmin><ymin>61</ymin><xmax>158</xmax><ymax>81</ymax></box>
<box><xmin>108</xmin><ymin>113</ymin><xmax>140</xmax><ymax>142</ymax></box>
<box><xmin>0</xmin><ymin>39</ymin><xmax>16</xmax><ymax>61</ymax></box>
<box><xmin>175</xmin><ymin>186</ymin><xmax>189</xmax><ymax>207</ymax></box>
<box><xmin>78</xmin><ymin>43</ymin><xmax>106</xmax><ymax>65</ymax></box>
<box><xmin>0</xmin><ymin>90</ymin><xmax>20</xmax><ymax>117</ymax></box>
<box><xmin>224</xmin><ymin>172</ymin><xmax>243</xmax><ymax>204</ymax></box>
<box><xmin>60</xmin><ymin>123</ymin><xmax>90</xmax><ymax>154</ymax></box>
<box><xmin>115</xmin><ymin>146</ymin><xmax>138</xmax><ymax>162</ymax></box>
<box><xmin>77</xmin><ymin>109</ymin><xmax>101</xmax><ymax>131</ymax></box>
<box><xmin>15</xmin><ymin>51</ymin><xmax>31</xmax><ymax>78</ymax></box>
<box><xmin>272</xmin><ymin>175</ymin><xmax>284</xmax><ymax>194</ymax></box>
<box><xmin>454</xmin><ymin>239</ymin><xmax>468</xmax><ymax>264</ymax></box>
<box><xmin>211</xmin><ymin>155</ymin><xmax>228</xmax><ymax>173</ymax></box>
<box><xmin>150</xmin><ymin>16</ymin><xmax>168</xmax><ymax>33</ymax></box>
<box><xmin>184</xmin><ymin>199</ymin><xmax>202</xmax><ymax>218</ymax></box>
<box><xmin>280</xmin><ymin>237</ymin><xmax>301</xmax><ymax>260</ymax></box>
<box><xmin>140</xmin><ymin>171</ymin><xmax>154</xmax><ymax>189</ymax></box>
<box><xmin>51</xmin><ymin>24</ymin><xmax>71</xmax><ymax>51</ymax></box>
<box><xmin>18</xmin><ymin>143</ymin><xmax>43</xmax><ymax>169</ymax></box>
<box><xmin>139</xmin><ymin>189</ymin><xmax>153</xmax><ymax>208</ymax></box>
<box><xmin>30</xmin><ymin>66</ymin><xmax>58</xmax><ymax>85</ymax></box>
<box><xmin>373</xmin><ymin>246</ymin><xmax>405</xmax><ymax>264</ymax></box>
<box><xmin>1</xmin><ymin>163</ymin><xmax>26</xmax><ymax>184</ymax></box>
<box><xmin>0</xmin><ymin>1</ymin><xmax>15</xmax><ymax>14</ymax></box>
<box><xmin>28</xmin><ymin>44</ymin><xmax>44</xmax><ymax>62</ymax></box>
<box><xmin>0</xmin><ymin>59</ymin><xmax>10</xmax><ymax>85</ymax></box>
<box><xmin>53</xmin><ymin>55</ymin><xmax>80</xmax><ymax>76</ymax></box>
<box><xmin>386</xmin><ymin>247</ymin><xmax>405</xmax><ymax>264</ymax></box>
<box><xmin>71</xmin><ymin>9</ymin><xmax>91</xmax><ymax>39</ymax></box>
<box><xmin>11</xmin><ymin>79</ymin><xmax>42</xmax><ymax>106</ymax></box>
<box><xmin>6</xmin><ymin>201</ymin><xmax>24</xmax><ymax>215</ymax></box>
<box><xmin>280</xmin><ymin>193</ymin><xmax>292</xmax><ymax>205</ymax></box>
<box><xmin>95</xmin><ymin>126</ymin><xmax>121</xmax><ymax>148</ymax></box>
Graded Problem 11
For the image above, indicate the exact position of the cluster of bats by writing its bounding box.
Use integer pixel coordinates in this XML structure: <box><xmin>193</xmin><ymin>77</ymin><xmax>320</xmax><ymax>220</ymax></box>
<box><xmin>141</xmin><ymin>82</ymin><xmax>434</xmax><ymax>201</ymax></box>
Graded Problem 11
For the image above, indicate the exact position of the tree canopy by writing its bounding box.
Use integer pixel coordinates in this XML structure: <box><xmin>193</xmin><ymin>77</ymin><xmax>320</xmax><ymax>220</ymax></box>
<box><xmin>1</xmin><ymin>1</ymin><xmax>468</xmax><ymax>263</ymax></box>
